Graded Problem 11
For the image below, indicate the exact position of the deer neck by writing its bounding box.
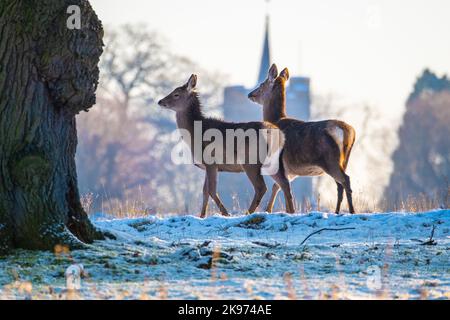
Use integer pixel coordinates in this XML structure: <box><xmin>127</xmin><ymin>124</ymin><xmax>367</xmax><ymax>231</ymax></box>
<box><xmin>175</xmin><ymin>94</ymin><xmax>205</xmax><ymax>141</ymax></box>
<box><xmin>263</xmin><ymin>82</ymin><xmax>287</xmax><ymax>123</ymax></box>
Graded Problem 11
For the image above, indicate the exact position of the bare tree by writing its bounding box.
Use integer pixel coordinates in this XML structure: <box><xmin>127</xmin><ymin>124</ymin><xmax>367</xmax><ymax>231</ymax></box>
<box><xmin>76</xmin><ymin>25</ymin><xmax>225</xmax><ymax>214</ymax></box>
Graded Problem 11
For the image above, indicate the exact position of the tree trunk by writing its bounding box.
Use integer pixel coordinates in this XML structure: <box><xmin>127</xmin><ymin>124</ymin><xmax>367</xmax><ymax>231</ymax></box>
<box><xmin>0</xmin><ymin>0</ymin><xmax>104</xmax><ymax>253</ymax></box>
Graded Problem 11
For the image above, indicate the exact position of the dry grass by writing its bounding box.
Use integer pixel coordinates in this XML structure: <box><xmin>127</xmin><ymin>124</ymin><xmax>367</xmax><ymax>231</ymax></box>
<box><xmin>317</xmin><ymin>187</ymin><xmax>449</xmax><ymax>214</ymax></box>
<box><xmin>2</xmin><ymin>262</ymin><xmax>441</xmax><ymax>300</ymax></box>
<box><xmin>81</xmin><ymin>185</ymin><xmax>449</xmax><ymax>218</ymax></box>
<box><xmin>378</xmin><ymin>188</ymin><xmax>449</xmax><ymax>213</ymax></box>
<box><xmin>81</xmin><ymin>189</ymin><xmax>157</xmax><ymax>219</ymax></box>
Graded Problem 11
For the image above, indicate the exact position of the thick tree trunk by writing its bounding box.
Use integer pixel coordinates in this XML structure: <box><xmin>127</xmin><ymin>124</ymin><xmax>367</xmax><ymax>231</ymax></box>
<box><xmin>0</xmin><ymin>0</ymin><xmax>104</xmax><ymax>253</ymax></box>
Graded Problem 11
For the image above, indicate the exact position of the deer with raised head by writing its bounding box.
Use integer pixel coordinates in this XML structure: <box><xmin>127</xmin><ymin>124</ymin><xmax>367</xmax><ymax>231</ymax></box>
<box><xmin>248</xmin><ymin>64</ymin><xmax>356</xmax><ymax>214</ymax></box>
<box><xmin>158</xmin><ymin>74</ymin><xmax>284</xmax><ymax>218</ymax></box>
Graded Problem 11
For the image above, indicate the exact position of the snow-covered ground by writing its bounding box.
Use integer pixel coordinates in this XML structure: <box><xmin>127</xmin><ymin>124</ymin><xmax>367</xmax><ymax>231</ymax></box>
<box><xmin>1</xmin><ymin>210</ymin><xmax>449</xmax><ymax>299</ymax></box>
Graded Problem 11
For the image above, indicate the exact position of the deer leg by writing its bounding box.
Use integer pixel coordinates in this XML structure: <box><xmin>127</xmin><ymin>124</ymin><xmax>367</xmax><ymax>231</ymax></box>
<box><xmin>335</xmin><ymin>182</ymin><xmax>344</xmax><ymax>214</ymax></box>
<box><xmin>243</xmin><ymin>166</ymin><xmax>267</xmax><ymax>214</ymax></box>
<box><xmin>206</xmin><ymin>166</ymin><xmax>229</xmax><ymax>217</ymax></box>
<box><xmin>343</xmin><ymin>174</ymin><xmax>355</xmax><ymax>214</ymax></box>
<box><xmin>265</xmin><ymin>183</ymin><xmax>280</xmax><ymax>213</ymax></box>
<box><xmin>324</xmin><ymin>163</ymin><xmax>355</xmax><ymax>214</ymax></box>
<box><xmin>271</xmin><ymin>172</ymin><xmax>295</xmax><ymax>213</ymax></box>
<box><xmin>200</xmin><ymin>174</ymin><xmax>209</xmax><ymax>218</ymax></box>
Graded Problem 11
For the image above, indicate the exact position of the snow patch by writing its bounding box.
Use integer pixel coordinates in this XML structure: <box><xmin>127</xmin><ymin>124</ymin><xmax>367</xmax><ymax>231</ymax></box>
<box><xmin>0</xmin><ymin>210</ymin><xmax>449</xmax><ymax>299</ymax></box>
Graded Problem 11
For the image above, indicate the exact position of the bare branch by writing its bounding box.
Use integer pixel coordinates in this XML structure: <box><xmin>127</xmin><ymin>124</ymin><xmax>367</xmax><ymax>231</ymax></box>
<box><xmin>300</xmin><ymin>227</ymin><xmax>356</xmax><ymax>246</ymax></box>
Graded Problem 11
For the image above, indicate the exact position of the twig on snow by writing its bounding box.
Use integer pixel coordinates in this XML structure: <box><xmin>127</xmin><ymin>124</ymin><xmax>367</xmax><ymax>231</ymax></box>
<box><xmin>300</xmin><ymin>227</ymin><xmax>355</xmax><ymax>246</ymax></box>
<box><xmin>410</xmin><ymin>225</ymin><xmax>437</xmax><ymax>245</ymax></box>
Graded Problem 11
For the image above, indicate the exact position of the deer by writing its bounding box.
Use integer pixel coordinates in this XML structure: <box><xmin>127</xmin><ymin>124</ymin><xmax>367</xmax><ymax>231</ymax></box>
<box><xmin>248</xmin><ymin>64</ymin><xmax>356</xmax><ymax>214</ymax></box>
<box><xmin>158</xmin><ymin>74</ymin><xmax>284</xmax><ymax>218</ymax></box>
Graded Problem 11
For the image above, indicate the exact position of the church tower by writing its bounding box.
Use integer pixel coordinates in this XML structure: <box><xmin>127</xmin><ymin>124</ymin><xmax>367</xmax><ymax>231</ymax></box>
<box><xmin>219</xmin><ymin>10</ymin><xmax>313</xmax><ymax>211</ymax></box>
<box><xmin>257</xmin><ymin>15</ymin><xmax>271</xmax><ymax>85</ymax></box>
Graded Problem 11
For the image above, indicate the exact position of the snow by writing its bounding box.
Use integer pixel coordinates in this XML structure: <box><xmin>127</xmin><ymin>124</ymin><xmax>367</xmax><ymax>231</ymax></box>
<box><xmin>1</xmin><ymin>210</ymin><xmax>449</xmax><ymax>299</ymax></box>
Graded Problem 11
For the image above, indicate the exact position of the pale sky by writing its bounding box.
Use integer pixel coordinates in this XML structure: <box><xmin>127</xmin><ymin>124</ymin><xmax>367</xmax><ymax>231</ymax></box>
<box><xmin>90</xmin><ymin>0</ymin><xmax>450</xmax><ymax>119</ymax></box>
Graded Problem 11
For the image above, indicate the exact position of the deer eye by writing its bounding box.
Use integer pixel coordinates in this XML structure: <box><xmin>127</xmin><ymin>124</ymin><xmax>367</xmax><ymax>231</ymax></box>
<box><xmin>174</xmin><ymin>94</ymin><xmax>180</xmax><ymax>98</ymax></box>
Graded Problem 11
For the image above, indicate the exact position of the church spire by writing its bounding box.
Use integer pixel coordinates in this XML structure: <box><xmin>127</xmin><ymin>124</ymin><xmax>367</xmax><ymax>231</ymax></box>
<box><xmin>257</xmin><ymin>14</ymin><xmax>271</xmax><ymax>85</ymax></box>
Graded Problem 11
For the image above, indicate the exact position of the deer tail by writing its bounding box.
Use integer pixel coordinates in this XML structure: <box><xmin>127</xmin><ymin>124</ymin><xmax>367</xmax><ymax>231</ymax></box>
<box><xmin>341</xmin><ymin>124</ymin><xmax>355</xmax><ymax>171</ymax></box>
<box><xmin>325</xmin><ymin>123</ymin><xmax>355</xmax><ymax>171</ymax></box>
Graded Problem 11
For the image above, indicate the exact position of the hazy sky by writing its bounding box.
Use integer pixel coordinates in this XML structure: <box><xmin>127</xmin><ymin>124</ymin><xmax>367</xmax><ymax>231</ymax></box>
<box><xmin>90</xmin><ymin>0</ymin><xmax>450</xmax><ymax>119</ymax></box>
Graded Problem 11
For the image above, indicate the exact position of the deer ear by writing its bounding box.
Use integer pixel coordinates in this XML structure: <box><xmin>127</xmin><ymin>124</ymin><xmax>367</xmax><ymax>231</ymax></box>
<box><xmin>187</xmin><ymin>74</ymin><xmax>197</xmax><ymax>91</ymax></box>
<box><xmin>268</xmin><ymin>64</ymin><xmax>278</xmax><ymax>81</ymax></box>
<box><xmin>280</xmin><ymin>68</ymin><xmax>290</xmax><ymax>81</ymax></box>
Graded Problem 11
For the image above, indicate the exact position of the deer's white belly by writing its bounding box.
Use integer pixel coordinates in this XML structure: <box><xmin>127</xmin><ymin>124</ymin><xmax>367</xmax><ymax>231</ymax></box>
<box><xmin>284</xmin><ymin>161</ymin><xmax>325</xmax><ymax>177</ymax></box>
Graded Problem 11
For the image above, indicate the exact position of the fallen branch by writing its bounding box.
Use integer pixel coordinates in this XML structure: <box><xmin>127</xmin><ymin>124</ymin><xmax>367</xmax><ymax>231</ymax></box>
<box><xmin>410</xmin><ymin>225</ymin><xmax>437</xmax><ymax>245</ymax></box>
<box><xmin>300</xmin><ymin>227</ymin><xmax>356</xmax><ymax>246</ymax></box>
<box><xmin>252</xmin><ymin>241</ymin><xmax>281</xmax><ymax>249</ymax></box>
<box><xmin>413</xmin><ymin>225</ymin><xmax>437</xmax><ymax>246</ymax></box>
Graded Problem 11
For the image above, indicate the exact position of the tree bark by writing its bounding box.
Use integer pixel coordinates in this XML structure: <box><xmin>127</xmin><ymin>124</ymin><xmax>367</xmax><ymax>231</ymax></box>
<box><xmin>0</xmin><ymin>0</ymin><xmax>104</xmax><ymax>253</ymax></box>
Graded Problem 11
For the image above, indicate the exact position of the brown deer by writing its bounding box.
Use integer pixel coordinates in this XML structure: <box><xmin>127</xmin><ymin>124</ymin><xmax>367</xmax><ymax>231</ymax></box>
<box><xmin>158</xmin><ymin>74</ymin><xmax>284</xmax><ymax>218</ymax></box>
<box><xmin>248</xmin><ymin>64</ymin><xmax>356</xmax><ymax>214</ymax></box>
